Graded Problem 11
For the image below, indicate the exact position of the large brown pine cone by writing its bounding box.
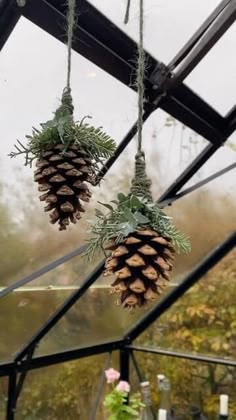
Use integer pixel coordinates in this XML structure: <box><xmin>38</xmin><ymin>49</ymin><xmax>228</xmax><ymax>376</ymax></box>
<box><xmin>34</xmin><ymin>143</ymin><xmax>93</xmax><ymax>231</ymax></box>
<box><xmin>104</xmin><ymin>228</ymin><xmax>175</xmax><ymax>309</ymax></box>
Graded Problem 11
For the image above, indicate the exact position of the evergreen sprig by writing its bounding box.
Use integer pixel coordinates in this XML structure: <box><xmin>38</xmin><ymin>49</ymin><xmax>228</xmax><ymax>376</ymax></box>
<box><xmin>86</xmin><ymin>193</ymin><xmax>191</xmax><ymax>259</ymax></box>
<box><xmin>9</xmin><ymin>114</ymin><xmax>116</xmax><ymax>169</ymax></box>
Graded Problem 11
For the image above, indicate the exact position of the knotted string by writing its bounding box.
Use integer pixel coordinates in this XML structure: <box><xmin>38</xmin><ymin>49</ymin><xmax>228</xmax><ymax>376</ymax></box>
<box><xmin>130</xmin><ymin>151</ymin><xmax>152</xmax><ymax>201</ymax></box>
<box><xmin>129</xmin><ymin>0</ymin><xmax>153</xmax><ymax>202</ymax></box>
<box><xmin>55</xmin><ymin>0</ymin><xmax>76</xmax><ymax>119</ymax></box>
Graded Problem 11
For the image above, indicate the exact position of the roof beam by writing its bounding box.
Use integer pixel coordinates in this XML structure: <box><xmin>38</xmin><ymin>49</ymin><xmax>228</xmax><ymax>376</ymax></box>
<box><xmin>0</xmin><ymin>0</ymin><xmax>20</xmax><ymax>51</ymax></box>
<box><xmin>168</xmin><ymin>0</ymin><xmax>233</xmax><ymax>69</ymax></box>
<box><xmin>0</xmin><ymin>341</ymin><xmax>124</xmax><ymax>377</ymax></box>
<box><xmin>17</xmin><ymin>0</ymin><xmax>226</xmax><ymax>144</ymax></box>
<box><xmin>170</xmin><ymin>0</ymin><xmax>236</xmax><ymax>86</ymax></box>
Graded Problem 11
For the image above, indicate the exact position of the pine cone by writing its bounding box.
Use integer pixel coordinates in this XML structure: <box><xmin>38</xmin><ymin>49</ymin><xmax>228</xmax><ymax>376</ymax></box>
<box><xmin>34</xmin><ymin>143</ymin><xmax>93</xmax><ymax>230</ymax></box>
<box><xmin>104</xmin><ymin>228</ymin><xmax>175</xmax><ymax>309</ymax></box>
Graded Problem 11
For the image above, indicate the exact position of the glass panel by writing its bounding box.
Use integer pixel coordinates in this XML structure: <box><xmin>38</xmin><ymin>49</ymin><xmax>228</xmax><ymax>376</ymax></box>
<box><xmin>186</xmin><ymin>25</ymin><xmax>236</xmax><ymax>115</ymax></box>
<box><xmin>96</xmin><ymin>109</ymin><xmax>208</xmax><ymax>204</ymax></box>
<box><xmin>0</xmin><ymin>249</ymin><xmax>99</xmax><ymax>289</ymax></box>
<box><xmin>0</xmin><ymin>289</ymin><xmax>73</xmax><ymax>362</ymax></box>
<box><xmin>134</xmin><ymin>352</ymin><xmax>236</xmax><ymax>418</ymax></box>
<box><xmin>179</xmin><ymin>140</ymin><xmax>236</xmax><ymax>192</ymax></box>
<box><xmin>89</xmin><ymin>0</ymin><xmax>222</xmax><ymax>63</ymax></box>
<box><xmin>36</xmin><ymin>273</ymin><xmax>159</xmax><ymax>355</ymax></box>
<box><xmin>135</xmin><ymin>249</ymin><xmax>236</xmax><ymax>360</ymax></box>
<box><xmin>0</xmin><ymin>16</ymin><xmax>136</xmax><ymax>286</ymax></box>
<box><xmin>17</xmin><ymin>354</ymin><xmax>107</xmax><ymax>419</ymax></box>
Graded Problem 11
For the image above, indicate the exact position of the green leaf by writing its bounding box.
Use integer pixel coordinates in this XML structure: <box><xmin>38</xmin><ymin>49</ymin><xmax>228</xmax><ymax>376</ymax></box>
<box><xmin>117</xmin><ymin>193</ymin><xmax>127</xmax><ymax>203</ymax></box>
<box><xmin>119</xmin><ymin>222</ymin><xmax>135</xmax><ymax>237</ymax></box>
<box><xmin>57</xmin><ymin>124</ymin><xmax>65</xmax><ymax>140</ymax></box>
<box><xmin>130</xmin><ymin>195</ymin><xmax>143</xmax><ymax>210</ymax></box>
<box><xmin>98</xmin><ymin>202</ymin><xmax>114</xmax><ymax>212</ymax></box>
<box><xmin>123</xmin><ymin>207</ymin><xmax>137</xmax><ymax>224</ymax></box>
<box><xmin>133</xmin><ymin>211</ymin><xmax>149</xmax><ymax>224</ymax></box>
<box><xmin>95</xmin><ymin>209</ymin><xmax>104</xmax><ymax>219</ymax></box>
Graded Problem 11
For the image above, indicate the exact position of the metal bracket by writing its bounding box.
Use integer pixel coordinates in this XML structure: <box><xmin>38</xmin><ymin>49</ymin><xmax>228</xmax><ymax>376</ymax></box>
<box><xmin>149</xmin><ymin>62</ymin><xmax>172</xmax><ymax>106</ymax></box>
<box><xmin>150</xmin><ymin>62</ymin><xmax>171</xmax><ymax>92</ymax></box>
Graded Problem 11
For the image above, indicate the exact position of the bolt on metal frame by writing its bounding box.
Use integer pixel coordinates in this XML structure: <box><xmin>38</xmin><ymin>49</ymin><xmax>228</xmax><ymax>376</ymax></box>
<box><xmin>0</xmin><ymin>0</ymin><xmax>235</xmax><ymax>418</ymax></box>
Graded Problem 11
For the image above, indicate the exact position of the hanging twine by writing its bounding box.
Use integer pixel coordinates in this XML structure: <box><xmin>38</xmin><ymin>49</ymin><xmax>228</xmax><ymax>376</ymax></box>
<box><xmin>124</xmin><ymin>0</ymin><xmax>131</xmax><ymax>24</ymax></box>
<box><xmin>66</xmin><ymin>0</ymin><xmax>76</xmax><ymax>89</ymax></box>
<box><xmin>56</xmin><ymin>0</ymin><xmax>76</xmax><ymax>119</ymax></box>
<box><xmin>130</xmin><ymin>0</ymin><xmax>153</xmax><ymax>202</ymax></box>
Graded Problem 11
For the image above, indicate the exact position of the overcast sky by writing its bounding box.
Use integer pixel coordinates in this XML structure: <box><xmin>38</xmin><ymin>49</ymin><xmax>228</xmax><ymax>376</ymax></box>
<box><xmin>0</xmin><ymin>0</ymin><xmax>235</xmax><ymax>199</ymax></box>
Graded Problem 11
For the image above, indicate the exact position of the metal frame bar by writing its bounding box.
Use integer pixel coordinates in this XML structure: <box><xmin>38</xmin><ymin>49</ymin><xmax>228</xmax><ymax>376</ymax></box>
<box><xmin>160</xmin><ymin>162</ymin><xmax>236</xmax><ymax>207</ymax></box>
<box><xmin>0</xmin><ymin>0</ymin><xmax>20</xmax><ymax>51</ymax></box>
<box><xmin>225</xmin><ymin>105</ymin><xmax>236</xmax><ymax>136</ymax></box>
<box><xmin>7</xmin><ymin>371</ymin><xmax>17</xmax><ymax>420</ymax></box>
<box><xmin>0</xmin><ymin>341</ymin><xmax>124</xmax><ymax>378</ymax></box>
<box><xmin>158</xmin><ymin>143</ymin><xmax>220</xmax><ymax>203</ymax></box>
<box><xmin>124</xmin><ymin>232</ymin><xmax>236</xmax><ymax>342</ymax></box>
<box><xmin>169</xmin><ymin>0</ymin><xmax>236</xmax><ymax>86</ymax></box>
<box><xmin>168</xmin><ymin>0</ymin><xmax>233</xmax><ymax>69</ymax></box>
<box><xmin>129</xmin><ymin>345</ymin><xmax>236</xmax><ymax>368</ymax></box>
<box><xmin>120</xmin><ymin>348</ymin><xmax>130</xmax><ymax>383</ymax></box>
<box><xmin>15</xmin><ymin>346</ymin><xmax>35</xmax><ymax>401</ymax></box>
<box><xmin>130</xmin><ymin>351</ymin><xmax>144</xmax><ymax>383</ymax></box>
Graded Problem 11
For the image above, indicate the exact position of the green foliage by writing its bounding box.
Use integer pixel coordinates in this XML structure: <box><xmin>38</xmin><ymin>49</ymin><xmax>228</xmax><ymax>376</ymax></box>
<box><xmin>104</xmin><ymin>389</ymin><xmax>143</xmax><ymax>420</ymax></box>
<box><xmin>86</xmin><ymin>193</ymin><xmax>191</xmax><ymax>259</ymax></box>
<box><xmin>9</xmin><ymin>114</ymin><xmax>116</xmax><ymax>169</ymax></box>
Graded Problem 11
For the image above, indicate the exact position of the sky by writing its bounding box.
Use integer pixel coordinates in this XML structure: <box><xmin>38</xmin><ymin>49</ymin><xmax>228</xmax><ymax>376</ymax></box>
<box><xmin>0</xmin><ymin>0</ymin><xmax>235</xmax><ymax>200</ymax></box>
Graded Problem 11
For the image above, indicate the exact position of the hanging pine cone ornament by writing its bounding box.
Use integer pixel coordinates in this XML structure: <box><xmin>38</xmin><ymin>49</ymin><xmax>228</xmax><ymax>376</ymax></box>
<box><xmin>9</xmin><ymin>88</ymin><xmax>116</xmax><ymax>230</ymax></box>
<box><xmin>9</xmin><ymin>0</ymin><xmax>116</xmax><ymax>230</ymax></box>
<box><xmin>104</xmin><ymin>228</ymin><xmax>175</xmax><ymax>309</ymax></box>
<box><xmin>86</xmin><ymin>187</ymin><xmax>191</xmax><ymax>310</ymax></box>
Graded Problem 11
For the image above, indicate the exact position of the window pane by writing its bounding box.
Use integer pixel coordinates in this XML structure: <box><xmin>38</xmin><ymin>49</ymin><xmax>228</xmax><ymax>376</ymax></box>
<box><xmin>89</xmin><ymin>0</ymin><xmax>221</xmax><ymax>64</ymax></box>
<box><xmin>17</xmin><ymin>354</ymin><xmax>107</xmax><ymax>419</ymax></box>
<box><xmin>135</xmin><ymin>249</ymin><xmax>236</xmax><ymax>360</ymax></box>
<box><xmin>0</xmin><ymin>289</ymin><xmax>73</xmax><ymax>362</ymax></box>
<box><xmin>186</xmin><ymin>25</ymin><xmax>236</xmax><ymax>115</ymax></box>
<box><xmin>133</xmin><ymin>352</ymin><xmax>236</xmax><ymax>418</ymax></box>
<box><xmin>0</xmin><ymin>249</ymin><xmax>99</xmax><ymax>289</ymax></box>
<box><xmin>35</xmin><ymin>273</ymin><xmax>148</xmax><ymax>355</ymax></box>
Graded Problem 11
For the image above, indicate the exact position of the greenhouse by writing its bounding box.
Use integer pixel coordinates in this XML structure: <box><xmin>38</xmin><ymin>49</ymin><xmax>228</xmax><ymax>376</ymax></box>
<box><xmin>0</xmin><ymin>0</ymin><xmax>235</xmax><ymax>419</ymax></box>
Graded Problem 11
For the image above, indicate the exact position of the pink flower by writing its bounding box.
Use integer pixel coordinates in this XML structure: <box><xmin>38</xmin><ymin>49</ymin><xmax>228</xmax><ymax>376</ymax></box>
<box><xmin>116</xmin><ymin>380</ymin><xmax>130</xmax><ymax>393</ymax></box>
<box><xmin>105</xmin><ymin>368</ymin><xmax>120</xmax><ymax>384</ymax></box>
